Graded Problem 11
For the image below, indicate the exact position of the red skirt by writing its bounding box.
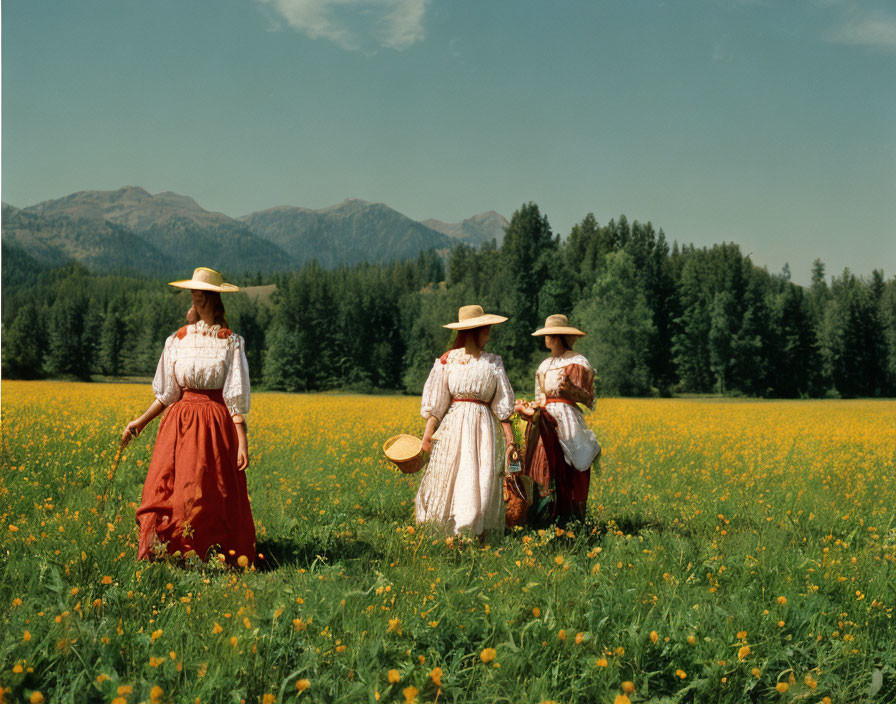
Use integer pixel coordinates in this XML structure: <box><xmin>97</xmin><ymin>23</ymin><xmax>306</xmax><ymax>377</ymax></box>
<box><xmin>136</xmin><ymin>389</ymin><xmax>255</xmax><ymax>565</ymax></box>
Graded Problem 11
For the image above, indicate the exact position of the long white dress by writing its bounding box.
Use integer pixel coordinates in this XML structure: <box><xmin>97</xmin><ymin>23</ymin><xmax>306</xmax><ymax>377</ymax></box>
<box><xmin>416</xmin><ymin>348</ymin><xmax>515</xmax><ymax>535</ymax></box>
<box><xmin>534</xmin><ymin>351</ymin><xmax>601</xmax><ymax>471</ymax></box>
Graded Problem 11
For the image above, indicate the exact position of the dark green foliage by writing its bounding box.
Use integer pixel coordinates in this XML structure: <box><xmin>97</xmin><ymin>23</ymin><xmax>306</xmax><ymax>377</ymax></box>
<box><xmin>2</xmin><ymin>202</ymin><xmax>893</xmax><ymax>398</ymax></box>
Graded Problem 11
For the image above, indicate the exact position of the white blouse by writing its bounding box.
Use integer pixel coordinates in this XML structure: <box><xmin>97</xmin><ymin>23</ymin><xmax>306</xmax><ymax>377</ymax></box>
<box><xmin>421</xmin><ymin>349</ymin><xmax>514</xmax><ymax>422</ymax></box>
<box><xmin>152</xmin><ymin>320</ymin><xmax>251</xmax><ymax>416</ymax></box>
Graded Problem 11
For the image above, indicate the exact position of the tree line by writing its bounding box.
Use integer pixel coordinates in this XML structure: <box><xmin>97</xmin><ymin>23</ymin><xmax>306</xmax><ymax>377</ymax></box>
<box><xmin>3</xmin><ymin>202</ymin><xmax>894</xmax><ymax>398</ymax></box>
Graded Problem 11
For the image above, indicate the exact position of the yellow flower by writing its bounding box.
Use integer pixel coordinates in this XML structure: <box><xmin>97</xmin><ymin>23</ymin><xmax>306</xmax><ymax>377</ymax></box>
<box><xmin>751</xmin><ymin>668</ymin><xmax>761</xmax><ymax>678</ymax></box>
<box><xmin>149</xmin><ymin>656</ymin><xmax>165</xmax><ymax>667</ymax></box>
<box><xmin>736</xmin><ymin>630</ymin><xmax>747</xmax><ymax>640</ymax></box>
<box><xmin>23</xmin><ymin>630</ymin><xmax>31</xmax><ymax>642</ymax></box>
<box><xmin>686</xmin><ymin>634</ymin><xmax>696</xmax><ymax>645</ymax></box>
<box><xmin>403</xmin><ymin>686</ymin><xmax>418</xmax><ymax>703</ymax></box>
<box><xmin>429</xmin><ymin>667</ymin><xmax>443</xmax><ymax>687</ymax></box>
<box><xmin>675</xmin><ymin>669</ymin><xmax>687</xmax><ymax>679</ymax></box>
<box><xmin>558</xmin><ymin>630</ymin><xmax>567</xmax><ymax>641</ymax></box>
<box><xmin>150</xmin><ymin>686</ymin><xmax>164</xmax><ymax>702</ymax></box>
<box><xmin>262</xmin><ymin>695</ymin><xmax>276</xmax><ymax>704</ymax></box>
<box><xmin>151</xmin><ymin>629</ymin><xmax>162</xmax><ymax>642</ymax></box>
<box><xmin>480</xmin><ymin>648</ymin><xmax>497</xmax><ymax>663</ymax></box>
<box><xmin>295</xmin><ymin>679</ymin><xmax>310</xmax><ymax>693</ymax></box>
<box><xmin>776</xmin><ymin>682</ymin><xmax>788</xmax><ymax>693</ymax></box>
<box><xmin>622</xmin><ymin>681</ymin><xmax>635</xmax><ymax>693</ymax></box>
<box><xmin>117</xmin><ymin>685</ymin><xmax>133</xmax><ymax>696</ymax></box>
<box><xmin>237</xmin><ymin>555</ymin><xmax>249</xmax><ymax>568</ymax></box>
<box><xmin>229</xmin><ymin>636</ymin><xmax>238</xmax><ymax>647</ymax></box>
<box><xmin>649</xmin><ymin>630</ymin><xmax>658</xmax><ymax>643</ymax></box>
<box><xmin>575</xmin><ymin>632</ymin><xmax>585</xmax><ymax>644</ymax></box>
<box><xmin>388</xmin><ymin>618</ymin><xmax>401</xmax><ymax>632</ymax></box>
<box><xmin>101</xmin><ymin>576</ymin><xmax>113</xmax><ymax>585</ymax></box>
<box><xmin>614</xmin><ymin>695</ymin><xmax>631</xmax><ymax>704</ymax></box>
<box><xmin>532</xmin><ymin>607</ymin><xmax>541</xmax><ymax>618</ymax></box>
<box><xmin>777</xmin><ymin>596</ymin><xmax>787</xmax><ymax>605</ymax></box>
<box><xmin>554</xmin><ymin>555</ymin><xmax>565</xmax><ymax>565</ymax></box>
<box><xmin>212</xmin><ymin>622</ymin><xmax>223</xmax><ymax>634</ymax></box>
<box><xmin>111</xmin><ymin>699</ymin><xmax>127</xmax><ymax>704</ymax></box>
<box><xmin>738</xmin><ymin>645</ymin><xmax>751</xmax><ymax>660</ymax></box>
<box><xmin>804</xmin><ymin>675</ymin><xmax>817</xmax><ymax>689</ymax></box>
<box><xmin>387</xmin><ymin>669</ymin><xmax>401</xmax><ymax>684</ymax></box>
<box><xmin>596</xmin><ymin>657</ymin><xmax>608</xmax><ymax>667</ymax></box>
<box><xmin>96</xmin><ymin>674</ymin><xmax>110</xmax><ymax>684</ymax></box>
<box><xmin>30</xmin><ymin>693</ymin><xmax>45</xmax><ymax>704</ymax></box>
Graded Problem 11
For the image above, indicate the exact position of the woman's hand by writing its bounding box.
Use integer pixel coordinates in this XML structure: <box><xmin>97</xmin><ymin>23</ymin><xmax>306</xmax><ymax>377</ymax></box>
<box><xmin>421</xmin><ymin>436</ymin><xmax>432</xmax><ymax>453</ymax></box>
<box><xmin>121</xmin><ymin>420</ymin><xmax>140</xmax><ymax>447</ymax></box>
<box><xmin>236</xmin><ymin>443</ymin><xmax>250</xmax><ymax>472</ymax></box>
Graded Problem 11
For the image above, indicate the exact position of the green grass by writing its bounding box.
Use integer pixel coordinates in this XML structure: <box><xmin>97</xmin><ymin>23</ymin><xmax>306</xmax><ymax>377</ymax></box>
<box><xmin>1</xmin><ymin>382</ymin><xmax>895</xmax><ymax>703</ymax></box>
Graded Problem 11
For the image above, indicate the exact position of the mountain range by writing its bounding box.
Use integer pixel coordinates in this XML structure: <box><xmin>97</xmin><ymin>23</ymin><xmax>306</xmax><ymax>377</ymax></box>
<box><xmin>1</xmin><ymin>187</ymin><xmax>509</xmax><ymax>277</ymax></box>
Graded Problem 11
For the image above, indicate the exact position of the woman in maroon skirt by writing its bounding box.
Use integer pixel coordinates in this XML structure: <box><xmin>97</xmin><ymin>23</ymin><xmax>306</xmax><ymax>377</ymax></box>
<box><xmin>122</xmin><ymin>267</ymin><xmax>255</xmax><ymax>565</ymax></box>
<box><xmin>515</xmin><ymin>315</ymin><xmax>601</xmax><ymax>525</ymax></box>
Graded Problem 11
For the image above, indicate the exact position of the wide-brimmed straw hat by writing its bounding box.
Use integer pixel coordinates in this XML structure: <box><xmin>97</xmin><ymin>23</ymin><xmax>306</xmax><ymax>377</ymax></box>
<box><xmin>169</xmin><ymin>267</ymin><xmax>240</xmax><ymax>293</ymax></box>
<box><xmin>383</xmin><ymin>434</ymin><xmax>424</xmax><ymax>474</ymax></box>
<box><xmin>532</xmin><ymin>314</ymin><xmax>586</xmax><ymax>337</ymax></box>
<box><xmin>443</xmin><ymin>304</ymin><xmax>508</xmax><ymax>330</ymax></box>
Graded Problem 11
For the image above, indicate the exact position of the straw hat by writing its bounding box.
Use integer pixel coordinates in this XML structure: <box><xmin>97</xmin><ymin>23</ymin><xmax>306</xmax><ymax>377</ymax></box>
<box><xmin>169</xmin><ymin>267</ymin><xmax>240</xmax><ymax>293</ymax></box>
<box><xmin>383</xmin><ymin>434</ymin><xmax>424</xmax><ymax>474</ymax></box>
<box><xmin>443</xmin><ymin>305</ymin><xmax>508</xmax><ymax>330</ymax></box>
<box><xmin>531</xmin><ymin>314</ymin><xmax>586</xmax><ymax>337</ymax></box>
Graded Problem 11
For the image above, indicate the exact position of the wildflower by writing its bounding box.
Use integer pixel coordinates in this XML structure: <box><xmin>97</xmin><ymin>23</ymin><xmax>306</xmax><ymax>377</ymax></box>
<box><xmin>23</xmin><ymin>630</ymin><xmax>31</xmax><ymax>642</ymax></box>
<box><xmin>237</xmin><ymin>555</ymin><xmax>249</xmax><ymax>568</ymax></box>
<box><xmin>30</xmin><ymin>693</ymin><xmax>45</xmax><ymax>704</ymax></box>
<box><xmin>151</xmin><ymin>629</ymin><xmax>162</xmax><ymax>642</ymax></box>
<box><xmin>150</xmin><ymin>686</ymin><xmax>164</xmax><ymax>702</ymax></box>
<box><xmin>649</xmin><ymin>630</ymin><xmax>658</xmax><ymax>643</ymax></box>
<box><xmin>149</xmin><ymin>656</ymin><xmax>165</xmax><ymax>667</ymax></box>
<box><xmin>776</xmin><ymin>683</ymin><xmax>788</xmax><ymax>693</ymax></box>
<box><xmin>101</xmin><ymin>576</ymin><xmax>113</xmax><ymax>585</ymax></box>
<box><xmin>558</xmin><ymin>629</ymin><xmax>567</xmax><ymax>641</ymax></box>
<box><xmin>554</xmin><ymin>555</ymin><xmax>565</xmax><ymax>565</ymax></box>
<box><xmin>575</xmin><ymin>632</ymin><xmax>585</xmax><ymax>644</ymax></box>
<box><xmin>388</xmin><ymin>618</ymin><xmax>401</xmax><ymax>633</ymax></box>
<box><xmin>262</xmin><ymin>695</ymin><xmax>276</xmax><ymax>704</ymax></box>
<box><xmin>532</xmin><ymin>607</ymin><xmax>541</xmax><ymax>618</ymax></box>
<box><xmin>212</xmin><ymin>622</ymin><xmax>223</xmax><ymax>634</ymax></box>
<box><xmin>751</xmin><ymin>668</ymin><xmax>761</xmax><ymax>678</ymax></box>
<box><xmin>403</xmin><ymin>686</ymin><xmax>418</xmax><ymax>703</ymax></box>
<box><xmin>686</xmin><ymin>634</ymin><xmax>696</xmax><ymax>645</ymax></box>
<box><xmin>804</xmin><ymin>675</ymin><xmax>817</xmax><ymax>689</ymax></box>
<box><xmin>480</xmin><ymin>648</ymin><xmax>497</xmax><ymax>663</ymax></box>
<box><xmin>96</xmin><ymin>674</ymin><xmax>110</xmax><ymax>684</ymax></box>
<box><xmin>387</xmin><ymin>669</ymin><xmax>401</xmax><ymax>684</ymax></box>
<box><xmin>429</xmin><ymin>667</ymin><xmax>443</xmax><ymax>687</ymax></box>
<box><xmin>614</xmin><ymin>695</ymin><xmax>631</xmax><ymax>704</ymax></box>
<box><xmin>736</xmin><ymin>630</ymin><xmax>747</xmax><ymax>640</ymax></box>
<box><xmin>622</xmin><ymin>681</ymin><xmax>635</xmax><ymax>693</ymax></box>
<box><xmin>112</xmin><ymin>699</ymin><xmax>127</xmax><ymax>704</ymax></box>
<box><xmin>596</xmin><ymin>657</ymin><xmax>608</xmax><ymax>667</ymax></box>
<box><xmin>675</xmin><ymin>669</ymin><xmax>687</xmax><ymax>679</ymax></box>
<box><xmin>738</xmin><ymin>645</ymin><xmax>751</xmax><ymax>660</ymax></box>
<box><xmin>229</xmin><ymin>636</ymin><xmax>238</xmax><ymax>647</ymax></box>
<box><xmin>295</xmin><ymin>679</ymin><xmax>310</xmax><ymax>693</ymax></box>
<box><xmin>117</xmin><ymin>685</ymin><xmax>133</xmax><ymax>696</ymax></box>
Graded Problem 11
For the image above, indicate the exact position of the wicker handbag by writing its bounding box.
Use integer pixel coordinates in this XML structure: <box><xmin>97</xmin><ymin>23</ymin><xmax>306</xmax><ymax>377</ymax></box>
<box><xmin>504</xmin><ymin>473</ymin><xmax>533</xmax><ymax>527</ymax></box>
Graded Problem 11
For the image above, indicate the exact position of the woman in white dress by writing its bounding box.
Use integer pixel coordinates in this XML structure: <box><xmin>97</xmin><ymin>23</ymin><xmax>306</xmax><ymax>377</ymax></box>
<box><xmin>515</xmin><ymin>314</ymin><xmax>601</xmax><ymax>524</ymax></box>
<box><xmin>121</xmin><ymin>268</ymin><xmax>255</xmax><ymax>565</ymax></box>
<box><xmin>417</xmin><ymin>305</ymin><xmax>517</xmax><ymax>537</ymax></box>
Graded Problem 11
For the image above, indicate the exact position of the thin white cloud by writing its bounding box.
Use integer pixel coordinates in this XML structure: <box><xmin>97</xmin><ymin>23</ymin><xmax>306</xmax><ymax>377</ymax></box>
<box><xmin>825</xmin><ymin>11</ymin><xmax>896</xmax><ymax>51</ymax></box>
<box><xmin>254</xmin><ymin>0</ymin><xmax>427</xmax><ymax>52</ymax></box>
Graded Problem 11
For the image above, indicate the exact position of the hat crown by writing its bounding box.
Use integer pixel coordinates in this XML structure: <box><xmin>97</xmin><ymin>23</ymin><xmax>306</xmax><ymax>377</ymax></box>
<box><xmin>457</xmin><ymin>305</ymin><xmax>485</xmax><ymax>322</ymax></box>
<box><xmin>544</xmin><ymin>314</ymin><xmax>569</xmax><ymax>328</ymax></box>
<box><xmin>192</xmin><ymin>267</ymin><xmax>223</xmax><ymax>287</ymax></box>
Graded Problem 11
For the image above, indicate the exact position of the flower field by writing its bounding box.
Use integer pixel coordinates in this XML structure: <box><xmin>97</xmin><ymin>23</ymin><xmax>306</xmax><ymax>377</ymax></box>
<box><xmin>2</xmin><ymin>380</ymin><xmax>895</xmax><ymax>703</ymax></box>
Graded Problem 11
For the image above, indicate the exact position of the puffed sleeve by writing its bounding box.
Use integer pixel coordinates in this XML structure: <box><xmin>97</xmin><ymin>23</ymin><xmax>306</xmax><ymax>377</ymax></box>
<box><xmin>421</xmin><ymin>359</ymin><xmax>451</xmax><ymax>421</ymax></box>
<box><xmin>152</xmin><ymin>335</ymin><xmax>181</xmax><ymax>407</ymax></box>
<box><xmin>490</xmin><ymin>355</ymin><xmax>515</xmax><ymax>421</ymax></box>
<box><xmin>223</xmin><ymin>334</ymin><xmax>251</xmax><ymax>416</ymax></box>
<box><xmin>563</xmin><ymin>363</ymin><xmax>595</xmax><ymax>410</ymax></box>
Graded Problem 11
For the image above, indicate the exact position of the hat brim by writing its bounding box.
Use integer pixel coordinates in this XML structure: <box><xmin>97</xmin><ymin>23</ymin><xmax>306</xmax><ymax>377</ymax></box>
<box><xmin>169</xmin><ymin>280</ymin><xmax>240</xmax><ymax>293</ymax></box>
<box><xmin>444</xmin><ymin>314</ymin><xmax>508</xmax><ymax>330</ymax></box>
<box><xmin>532</xmin><ymin>326</ymin><xmax>586</xmax><ymax>337</ymax></box>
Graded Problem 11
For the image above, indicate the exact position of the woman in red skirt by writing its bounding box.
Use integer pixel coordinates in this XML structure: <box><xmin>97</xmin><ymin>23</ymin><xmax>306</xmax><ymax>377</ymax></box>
<box><xmin>515</xmin><ymin>315</ymin><xmax>601</xmax><ymax>525</ymax></box>
<box><xmin>122</xmin><ymin>267</ymin><xmax>255</xmax><ymax>565</ymax></box>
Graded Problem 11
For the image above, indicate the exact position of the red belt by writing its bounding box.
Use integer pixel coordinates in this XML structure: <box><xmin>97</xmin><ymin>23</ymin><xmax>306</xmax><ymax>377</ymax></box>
<box><xmin>452</xmin><ymin>398</ymin><xmax>490</xmax><ymax>407</ymax></box>
<box><xmin>545</xmin><ymin>397</ymin><xmax>577</xmax><ymax>407</ymax></box>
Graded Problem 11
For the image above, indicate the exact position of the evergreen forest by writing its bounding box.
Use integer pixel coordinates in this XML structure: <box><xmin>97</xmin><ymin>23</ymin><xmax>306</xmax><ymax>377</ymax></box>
<box><xmin>3</xmin><ymin>203</ymin><xmax>894</xmax><ymax>398</ymax></box>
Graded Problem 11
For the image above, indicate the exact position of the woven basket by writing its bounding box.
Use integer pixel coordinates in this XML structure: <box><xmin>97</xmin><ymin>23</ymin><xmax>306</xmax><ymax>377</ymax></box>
<box><xmin>383</xmin><ymin>434</ymin><xmax>424</xmax><ymax>474</ymax></box>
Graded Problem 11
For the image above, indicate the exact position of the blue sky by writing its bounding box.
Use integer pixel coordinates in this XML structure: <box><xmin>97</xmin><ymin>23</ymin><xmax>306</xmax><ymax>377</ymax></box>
<box><xmin>3</xmin><ymin>0</ymin><xmax>894</xmax><ymax>283</ymax></box>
